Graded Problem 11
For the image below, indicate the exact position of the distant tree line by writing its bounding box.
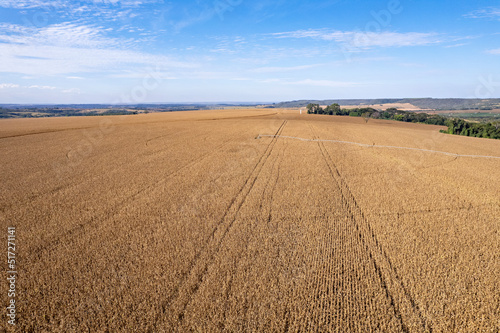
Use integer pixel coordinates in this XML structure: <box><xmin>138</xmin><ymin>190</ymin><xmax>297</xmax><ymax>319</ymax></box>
<box><xmin>275</xmin><ymin>98</ymin><xmax>500</xmax><ymax>110</ymax></box>
<box><xmin>306</xmin><ymin>103</ymin><xmax>448</xmax><ymax>125</ymax></box>
<box><xmin>305</xmin><ymin>103</ymin><xmax>500</xmax><ymax>140</ymax></box>
<box><xmin>442</xmin><ymin>119</ymin><xmax>500</xmax><ymax>139</ymax></box>
<box><xmin>0</xmin><ymin>108</ymin><xmax>135</xmax><ymax>118</ymax></box>
<box><xmin>0</xmin><ymin>106</ymin><xmax>206</xmax><ymax>118</ymax></box>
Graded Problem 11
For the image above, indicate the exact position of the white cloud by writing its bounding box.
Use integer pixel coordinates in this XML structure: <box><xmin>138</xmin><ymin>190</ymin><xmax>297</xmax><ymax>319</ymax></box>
<box><xmin>108</xmin><ymin>71</ymin><xmax>177</xmax><ymax>79</ymax></box>
<box><xmin>259</xmin><ymin>78</ymin><xmax>284</xmax><ymax>83</ymax></box>
<box><xmin>0</xmin><ymin>22</ymin><xmax>197</xmax><ymax>76</ymax></box>
<box><xmin>269</xmin><ymin>29</ymin><xmax>443</xmax><ymax>49</ymax></box>
<box><xmin>255</xmin><ymin>78</ymin><xmax>361</xmax><ymax>88</ymax></box>
<box><xmin>251</xmin><ymin>64</ymin><xmax>322</xmax><ymax>73</ymax></box>
<box><xmin>487</xmin><ymin>48</ymin><xmax>500</xmax><ymax>55</ymax></box>
<box><xmin>0</xmin><ymin>43</ymin><xmax>196</xmax><ymax>75</ymax></box>
<box><xmin>289</xmin><ymin>79</ymin><xmax>361</xmax><ymax>88</ymax></box>
<box><xmin>0</xmin><ymin>0</ymin><xmax>60</xmax><ymax>9</ymax></box>
<box><xmin>444</xmin><ymin>43</ymin><xmax>467</xmax><ymax>48</ymax></box>
<box><xmin>0</xmin><ymin>83</ymin><xmax>20</xmax><ymax>89</ymax></box>
<box><xmin>173</xmin><ymin>9</ymin><xmax>217</xmax><ymax>32</ymax></box>
<box><xmin>465</xmin><ymin>7</ymin><xmax>500</xmax><ymax>19</ymax></box>
<box><xmin>0</xmin><ymin>0</ymin><xmax>161</xmax><ymax>9</ymax></box>
<box><xmin>169</xmin><ymin>2</ymin><xmax>247</xmax><ymax>33</ymax></box>
<box><xmin>0</xmin><ymin>0</ymin><xmax>164</xmax><ymax>28</ymax></box>
<box><xmin>61</xmin><ymin>88</ymin><xmax>81</xmax><ymax>94</ymax></box>
<box><xmin>0</xmin><ymin>22</ymin><xmax>127</xmax><ymax>49</ymax></box>
<box><xmin>29</xmin><ymin>85</ymin><xmax>56</xmax><ymax>89</ymax></box>
<box><xmin>0</xmin><ymin>83</ymin><xmax>57</xmax><ymax>90</ymax></box>
<box><xmin>398</xmin><ymin>62</ymin><xmax>426</xmax><ymax>68</ymax></box>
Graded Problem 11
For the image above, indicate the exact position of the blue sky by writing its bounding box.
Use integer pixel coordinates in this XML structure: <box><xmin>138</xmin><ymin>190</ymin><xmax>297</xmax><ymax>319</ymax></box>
<box><xmin>0</xmin><ymin>0</ymin><xmax>499</xmax><ymax>103</ymax></box>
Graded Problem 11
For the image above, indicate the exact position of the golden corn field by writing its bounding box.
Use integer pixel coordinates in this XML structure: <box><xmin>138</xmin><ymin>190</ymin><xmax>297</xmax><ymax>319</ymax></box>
<box><xmin>1</xmin><ymin>109</ymin><xmax>499</xmax><ymax>332</ymax></box>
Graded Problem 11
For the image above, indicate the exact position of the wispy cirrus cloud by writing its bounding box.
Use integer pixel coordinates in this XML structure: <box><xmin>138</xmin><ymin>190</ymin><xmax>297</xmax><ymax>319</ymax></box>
<box><xmin>0</xmin><ymin>43</ymin><xmax>196</xmax><ymax>75</ymax></box>
<box><xmin>254</xmin><ymin>78</ymin><xmax>361</xmax><ymax>88</ymax></box>
<box><xmin>465</xmin><ymin>7</ymin><xmax>500</xmax><ymax>19</ymax></box>
<box><xmin>61</xmin><ymin>88</ymin><xmax>81</xmax><ymax>94</ymax></box>
<box><xmin>0</xmin><ymin>0</ymin><xmax>60</xmax><ymax>9</ymax></box>
<box><xmin>444</xmin><ymin>43</ymin><xmax>467</xmax><ymax>48</ymax></box>
<box><xmin>289</xmin><ymin>79</ymin><xmax>361</xmax><ymax>88</ymax></box>
<box><xmin>250</xmin><ymin>64</ymin><xmax>322</xmax><ymax>73</ymax></box>
<box><xmin>0</xmin><ymin>83</ymin><xmax>56</xmax><ymax>90</ymax></box>
<box><xmin>487</xmin><ymin>48</ymin><xmax>500</xmax><ymax>55</ymax></box>
<box><xmin>0</xmin><ymin>22</ymin><xmax>126</xmax><ymax>48</ymax></box>
<box><xmin>0</xmin><ymin>22</ymin><xmax>197</xmax><ymax>76</ymax></box>
<box><xmin>28</xmin><ymin>85</ymin><xmax>57</xmax><ymax>89</ymax></box>
<box><xmin>0</xmin><ymin>0</ymin><xmax>162</xmax><ymax>9</ymax></box>
<box><xmin>0</xmin><ymin>0</ymin><xmax>165</xmax><ymax>27</ymax></box>
<box><xmin>269</xmin><ymin>29</ymin><xmax>443</xmax><ymax>48</ymax></box>
<box><xmin>0</xmin><ymin>83</ymin><xmax>20</xmax><ymax>89</ymax></box>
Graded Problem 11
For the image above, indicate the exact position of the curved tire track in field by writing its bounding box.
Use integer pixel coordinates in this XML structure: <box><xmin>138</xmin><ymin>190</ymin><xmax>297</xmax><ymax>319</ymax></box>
<box><xmin>144</xmin><ymin>129</ymin><xmax>193</xmax><ymax>147</ymax></box>
<box><xmin>309</xmin><ymin>124</ymin><xmax>432</xmax><ymax>332</ymax></box>
<box><xmin>0</xmin><ymin>126</ymin><xmax>98</xmax><ymax>139</ymax></box>
<box><xmin>168</xmin><ymin>120</ymin><xmax>288</xmax><ymax>327</ymax></box>
<box><xmin>5</xmin><ymin>128</ymin><xmax>205</xmax><ymax>216</ymax></box>
<box><xmin>258</xmin><ymin>134</ymin><xmax>500</xmax><ymax>160</ymax></box>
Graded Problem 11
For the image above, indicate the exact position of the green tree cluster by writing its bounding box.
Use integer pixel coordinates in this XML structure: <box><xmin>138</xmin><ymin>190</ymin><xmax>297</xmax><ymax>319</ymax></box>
<box><xmin>306</xmin><ymin>103</ymin><xmax>322</xmax><ymax>114</ymax></box>
<box><xmin>306</xmin><ymin>104</ymin><xmax>452</xmax><ymax>127</ymax></box>
<box><xmin>444</xmin><ymin>119</ymin><xmax>500</xmax><ymax>139</ymax></box>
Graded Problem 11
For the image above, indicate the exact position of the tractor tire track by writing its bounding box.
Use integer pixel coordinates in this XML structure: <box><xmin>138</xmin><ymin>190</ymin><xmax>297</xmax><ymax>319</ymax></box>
<box><xmin>168</xmin><ymin>120</ymin><xmax>287</xmax><ymax>327</ymax></box>
<box><xmin>0</xmin><ymin>126</ymin><xmax>98</xmax><ymax>139</ymax></box>
<box><xmin>221</xmin><ymin>134</ymin><xmax>287</xmax><ymax>331</ymax></box>
<box><xmin>309</xmin><ymin>124</ymin><xmax>431</xmax><ymax>332</ymax></box>
<box><xmin>311</xmin><ymin>129</ymin><xmax>407</xmax><ymax>331</ymax></box>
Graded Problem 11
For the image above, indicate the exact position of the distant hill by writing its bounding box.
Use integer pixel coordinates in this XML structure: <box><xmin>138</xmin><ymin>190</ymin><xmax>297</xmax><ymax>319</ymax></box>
<box><xmin>0</xmin><ymin>103</ymin><xmax>261</xmax><ymax>118</ymax></box>
<box><xmin>274</xmin><ymin>98</ymin><xmax>500</xmax><ymax>110</ymax></box>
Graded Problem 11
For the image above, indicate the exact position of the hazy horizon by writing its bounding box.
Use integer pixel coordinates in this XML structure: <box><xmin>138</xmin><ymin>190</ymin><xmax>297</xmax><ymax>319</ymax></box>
<box><xmin>3</xmin><ymin>97</ymin><xmax>500</xmax><ymax>107</ymax></box>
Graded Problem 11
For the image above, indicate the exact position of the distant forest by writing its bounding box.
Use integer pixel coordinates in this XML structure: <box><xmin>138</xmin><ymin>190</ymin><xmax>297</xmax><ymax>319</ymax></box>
<box><xmin>442</xmin><ymin>119</ymin><xmax>500</xmax><ymax>140</ymax></box>
<box><xmin>276</xmin><ymin>98</ymin><xmax>500</xmax><ymax>110</ymax></box>
<box><xmin>306</xmin><ymin>103</ymin><xmax>500</xmax><ymax>140</ymax></box>
<box><xmin>306</xmin><ymin>103</ymin><xmax>448</xmax><ymax>125</ymax></box>
<box><xmin>0</xmin><ymin>104</ymin><xmax>257</xmax><ymax>118</ymax></box>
